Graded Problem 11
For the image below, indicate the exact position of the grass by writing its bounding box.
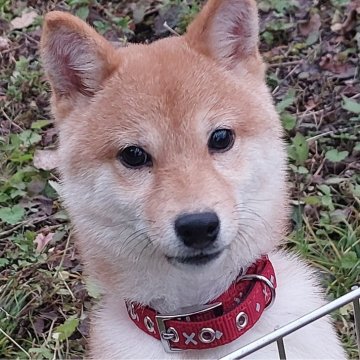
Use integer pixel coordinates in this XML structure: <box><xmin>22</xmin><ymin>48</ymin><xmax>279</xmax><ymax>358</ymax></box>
<box><xmin>0</xmin><ymin>0</ymin><xmax>359</xmax><ymax>358</ymax></box>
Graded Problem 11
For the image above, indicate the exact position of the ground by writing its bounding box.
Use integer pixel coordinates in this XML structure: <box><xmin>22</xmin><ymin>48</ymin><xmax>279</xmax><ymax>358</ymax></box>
<box><xmin>0</xmin><ymin>0</ymin><xmax>359</xmax><ymax>359</ymax></box>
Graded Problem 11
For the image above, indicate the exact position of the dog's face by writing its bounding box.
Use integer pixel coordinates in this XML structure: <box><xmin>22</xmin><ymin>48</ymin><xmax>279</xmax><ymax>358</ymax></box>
<box><xmin>41</xmin><ymin>0</ymin><xmax>287</xmax><ymax>292</ymax></box>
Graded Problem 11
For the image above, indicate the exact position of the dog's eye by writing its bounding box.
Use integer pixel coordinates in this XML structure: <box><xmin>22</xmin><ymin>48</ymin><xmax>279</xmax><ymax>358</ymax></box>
<box><xmin>208</xmin><ymin>129</ymin><xmax>235</xmax><ymax>152</ymax></box>
<box><xmin>118</xmin><ymin>146</ymin><xmax>152</xmax><ymax>168</ymax></box>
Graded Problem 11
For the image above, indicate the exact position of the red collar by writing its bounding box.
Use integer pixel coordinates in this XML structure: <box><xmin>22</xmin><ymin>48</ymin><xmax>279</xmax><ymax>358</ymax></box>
<box><xmin>125</xmin><ymin>257</ymin><xmax>276</xmax><ymax>352</ymax></box>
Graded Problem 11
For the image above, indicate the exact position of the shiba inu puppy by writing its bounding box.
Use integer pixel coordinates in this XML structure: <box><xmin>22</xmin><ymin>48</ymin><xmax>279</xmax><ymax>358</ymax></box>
<box><xmin>40</xmin><ymin>0</ymin><xmax>346</xmax><ymax>358</ymax></box>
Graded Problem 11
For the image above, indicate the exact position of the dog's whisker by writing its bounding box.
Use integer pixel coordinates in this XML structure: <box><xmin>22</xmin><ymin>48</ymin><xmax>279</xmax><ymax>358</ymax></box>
<box><xmin>122</xmin><ymin>228</ymin><xmax>164</xmax><ymax>260</ymax></box>
<box><xmin>125</xmin><ymin>236</ymin><xmax>150</xmax><ymax>259</ymax></box>
<box><xmin>136</xmin><ymin>239</ymin><xmax>155</xmax><ymax>263</ymax></box>
<box><xmin>233</xmin><ymin>207</ymin><xmax>274</xmax><ymax>233</ymax></box>
<box><xmin>122</xmin><ymin>229</ymin><xmax>151</xmax><ymax>252</ymax></box>
<box><xmin>101</xmin><ymin>218</ymin><xmax>156</xmax><ymax>229</ymax></box>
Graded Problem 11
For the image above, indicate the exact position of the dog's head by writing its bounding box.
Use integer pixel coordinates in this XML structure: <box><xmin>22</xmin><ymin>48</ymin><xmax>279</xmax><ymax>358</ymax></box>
<box><xmin>41</xmin><ymin>0</ymin><xmax>288</xmax><ymax>303</ymax></box>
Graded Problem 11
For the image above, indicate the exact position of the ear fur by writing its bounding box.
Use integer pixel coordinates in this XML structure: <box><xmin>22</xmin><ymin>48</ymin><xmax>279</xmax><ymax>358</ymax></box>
<box><xmin>185</xmin><ymin>0</ymin><xmax>263</xmax><ymax>72</ymax></box>
<box><xmin>41</xmin><ymin>11</ymin><xmax>120</xmax><ymax>112</ymax></box>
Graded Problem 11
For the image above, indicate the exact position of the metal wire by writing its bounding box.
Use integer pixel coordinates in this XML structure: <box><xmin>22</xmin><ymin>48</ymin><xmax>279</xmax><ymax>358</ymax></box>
<box><xmin>276</xmin><ymin>337</ymin><xmax>287</xmax><ymax>360</ymax></box>
<box><xmin>219</xmin><ymin>286</ymin><xmax>360</xmax><ymax>360</ymax></box>
<box><xmin>352</xmin><ymin>286</ymin><xmax>360</xmax><ymax>356</ymax></box>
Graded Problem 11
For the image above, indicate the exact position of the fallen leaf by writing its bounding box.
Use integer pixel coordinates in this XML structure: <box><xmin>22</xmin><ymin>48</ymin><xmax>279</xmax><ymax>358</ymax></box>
<box><xmin>305</xmin><ymin>99</ymin><xmax>317</xmax><ymax>111</ymax></box>
<box><xmin>319</xmin><ymin>54</ymin><xmax>356</xmax><ymax>78</ymax></box>
<box><xmin>33</xmin><ymin>149</ymin><xmax>58</xmax><ymax>170</ymax></box>
<box><xmin>130</xmin><ymin>3</ymin><xmax>147</xmax><ymax>24</ymax></box>
<box><xmin>0</xmin><ymin>36</ymin><xmax>10</xmax><ymax>51</ymax></box>
<box><xmin>27</xmin><ymin>179</ymin><xmax>46</xmax><ymax>195</ymax></box>
<box><xmin>330</xmin><ymin>23</ymin><xmax>343</xmax><ymax>32</ymax></box>
<box><xmin>34</xmin><ymin>232</ymin><xmax>54</xmax><ymax>252</ymax></box>
<box><xmin>299</xmin><ymin>13</ymin><xmax>321</xmax><ymax>37</ymax></box>
<box><xmin>341</xmin><ymin>96</ymin><xmax>360</xmax><ymax>114</ymax></box>
<box><xmin>331</xmin><ymin>2</ymin><xmax>359</xmax><ymax>34</ymax></box>
<box><xmin>42</xmin><ymin>127</ymin><xmax>58</xmax><ymax>146</ymax></box>
<box><xmin>48</xmin><ymin>180</ymin><xmax>62</xmax><ymax>196</ymax></box>
<box><xmin>330</xmin><ymin>208</ymin><xmax>351</xmax><ymax>224</ymax></box>
<box><xmin>10</xmin><ymin>10</ymin><xmax>38</xmax><ymax>30</ymax></box>
<box><xmin>78</xmin><ymin>317</ymin><xmax>90</xmax><ymax>337</ymax></box>
<box><xmin>347</xmin><ymin>0</ymin><xmax>360</xmax><ymax>16</ymax></box>
<box><xmin>33</xmin><ymin>318</ymin><xmax>45</xmax><ymax>335</ymax></box>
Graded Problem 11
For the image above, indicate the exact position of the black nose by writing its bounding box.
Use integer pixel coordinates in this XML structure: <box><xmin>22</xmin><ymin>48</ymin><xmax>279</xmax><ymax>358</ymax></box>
<box><xmin>174</xmin><ymin>212</ymin><xmax>220</xmax><ymax>249</ymax></box>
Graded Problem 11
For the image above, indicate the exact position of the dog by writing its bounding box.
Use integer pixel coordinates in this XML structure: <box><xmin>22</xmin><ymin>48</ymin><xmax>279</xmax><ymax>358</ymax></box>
<box><xmin>40</xmin><ymin>0</ymin><xmax>346</xmax><ymax>358</ymax></box>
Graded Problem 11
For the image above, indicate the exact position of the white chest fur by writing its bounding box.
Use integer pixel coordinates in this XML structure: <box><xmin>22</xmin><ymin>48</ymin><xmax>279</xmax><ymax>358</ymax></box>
<box><xmin>89</xmin><ymin>251</ymin><xmax>346</xmax><ymax>359</ymax></box>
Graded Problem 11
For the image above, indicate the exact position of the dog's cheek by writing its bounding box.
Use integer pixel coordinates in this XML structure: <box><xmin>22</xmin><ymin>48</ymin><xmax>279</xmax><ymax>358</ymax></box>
<box><xmin>60</xmin><ymin>164</ymin><xmax>152</xmax><ymax>248</ymax></box>
<box><xmin>220</xmin><ymin>135</ymin><xmax>287</xmax><ymax>262</ymax></box>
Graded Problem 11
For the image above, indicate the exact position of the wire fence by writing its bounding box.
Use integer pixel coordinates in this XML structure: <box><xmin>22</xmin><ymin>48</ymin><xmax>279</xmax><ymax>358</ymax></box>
<box><xmin>219</xmin><ymin>286</ymin><xmax>360</xmax><ymax>360</ymax></box>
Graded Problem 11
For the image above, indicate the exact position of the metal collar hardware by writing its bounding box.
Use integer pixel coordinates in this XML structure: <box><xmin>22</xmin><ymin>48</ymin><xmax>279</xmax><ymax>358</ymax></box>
<box><xmin>125</xmin><ymin>256</ymin><xmax>276</xmax><ymax>353</ymax></box>
<box><xmin>156</xmin><ymin>302</ymin><xmax>223</xmax><ymax>352</ymax></box>
<box><xmin>238</xmin><ymin>274</ymin><xmax>276</xmax><ymax>309</ymax></box>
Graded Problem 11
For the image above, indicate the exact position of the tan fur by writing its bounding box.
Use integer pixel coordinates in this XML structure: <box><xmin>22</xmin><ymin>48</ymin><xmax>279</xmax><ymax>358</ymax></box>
<box><xmin>41</xmin><ymin>11</ymin><xmax>121</xmax><ymax>119</ymax></box>
<box><xmin>40</xmin><ymin>1</ymin><xmax>345</xmax><ymax>358</ymax></box>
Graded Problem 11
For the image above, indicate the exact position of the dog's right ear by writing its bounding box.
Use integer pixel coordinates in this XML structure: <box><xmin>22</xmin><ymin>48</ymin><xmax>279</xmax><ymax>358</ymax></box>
<box><xmin>185</xmin><ymin>0</ymin><xmax>264</xmax><ymax>75</ymax></box>
<box><xmin>41</xmin><ymin>11</ymin><xmax>120</xmax><ymax>117</ymax></box>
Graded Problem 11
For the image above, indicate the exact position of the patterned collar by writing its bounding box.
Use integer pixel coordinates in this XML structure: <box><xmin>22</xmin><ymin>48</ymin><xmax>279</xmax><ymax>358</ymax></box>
<box><xmin>125</xmin><ymin>256</ymin><xmax>276</xmax><ymax>352</ymax></box>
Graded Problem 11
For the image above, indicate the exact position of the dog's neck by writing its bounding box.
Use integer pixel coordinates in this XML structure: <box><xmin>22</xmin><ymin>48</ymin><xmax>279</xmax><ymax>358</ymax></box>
<box><xmin>82</xmin><ymin>224</ymin><xmax>275</xmax><ymax>314</ymax></box>
<box><xmin>99</xmin><ymin>252</ymin><xmax>247</xmax><ymax>314</ymax></box>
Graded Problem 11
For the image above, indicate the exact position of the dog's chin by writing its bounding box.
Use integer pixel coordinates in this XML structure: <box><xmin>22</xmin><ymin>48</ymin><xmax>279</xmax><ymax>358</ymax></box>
<box><xmin>166</xmin><ymin>249</ymin><xmax>224</xmax><ymax>267</ymax></box>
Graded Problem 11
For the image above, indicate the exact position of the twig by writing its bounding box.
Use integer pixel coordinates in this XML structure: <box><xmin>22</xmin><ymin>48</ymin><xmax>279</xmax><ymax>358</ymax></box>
<box><xmin>0</xmin><ymin>44</ymin><xmax>22</xmax><ymax>56</ymax></box>
<box><xmin>54</xmin><ymin>232</ymin><xmax>72</xmax><ymax>278</ymax></box>
<box><xmin>0</xmin><ymin>307</ymin><xmax>14</xmax><ymax>319</ymax></box>
<box><xmin>268</xmin><ymin>60</ymin><xmax>303</xmax><ymax>68</ymax></box>
<box><xmin>163</xmin><ymin>21</ymin><xmax>180</xmax><ymax>36</ymax></box>
<box><xmin>313</xmin><ymin>157</ymin><xmax>326</xmax><ymax>177</ymax></box>
<box><xmin>0</xmin><ymin>328</ymin><xmax>30</xmax><ymax>358</ymax></box>
<box><xmin>1</xmin><ymin>109</ymin><xmax>23</xmax><ymax>131</ymax></box>
<box><xmin>0</xmin><ymin>216</ymin><xmax>50</xmax><ymax>239</ymax></box>
<box><xmin>306</xmin><ymin>125</ymin><xmax>360</xmax><ymax>142</ymax></box>
<box><xmin>0</xmin><ymin>223</ymin><xmax>24</xmax><ymax>238</ymax></box>
<box><xmin>19</xmin><ymin>31</ymin><xmax>39</xmax><ymax>44</ymax></box>
<box><xmin>44</xmin><ymin>318</ymin><xmax>56</xmax><ymax>350</ymax></box>
<box><xmin>272</xmin><ymin>63</ymin><xmax>301</xmax><ymax>96</ymax></box>
<box><xmin>58</xmin><ymin>271</ymin><xmax>76</xmax><ymax>301</ymax></box>
<box><xmin>306</xmin><ymin>130</ymin><xmax>335</xmax><ymax>142</ymax></box>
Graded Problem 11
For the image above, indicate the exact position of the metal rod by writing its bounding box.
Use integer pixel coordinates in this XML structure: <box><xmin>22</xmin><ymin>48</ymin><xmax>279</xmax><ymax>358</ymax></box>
<box><xmin>276</xmin><ymin>337</ymin><xmax>287</xmax><ymax>360</ymax></box>
<box><xmin>219</xmin><ymin>286</ymin><xmax>360</xmax><ymax>360</ymax></box>
<box><xmin>351</xmin><ymin>286</ymin><xmax>360</xmax><ymax>357</ymax></box>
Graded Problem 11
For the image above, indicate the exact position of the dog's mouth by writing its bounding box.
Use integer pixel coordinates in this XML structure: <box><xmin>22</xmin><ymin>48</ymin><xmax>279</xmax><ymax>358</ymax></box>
<box><xmin>167</xmin><ymin>250</ymin><xmax>223</xmax><ymax>266</ymax></box>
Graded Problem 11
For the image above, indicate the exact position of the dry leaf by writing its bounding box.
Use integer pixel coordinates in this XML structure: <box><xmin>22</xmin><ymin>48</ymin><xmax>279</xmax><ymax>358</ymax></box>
<box><xmin>299</xmin><ymin>13</ymin><xmax>321</xmax><ymax>37</ymax></box>
<box><xmin>33</xmin><ymin>318</ymin><xmax>45</xmax><ymax>335</ymax></box>
<box><xmin>48</xmin><ymin>180</ymin><xmax>62</xmax><ymax>196</ymax></box>
<box><xmin>33</xmin><ymin>149</ymin><xmax>58</xmax><ymax>170</ymax></box>
<box><xmin>34</xmin><ymin>232</ymin><xmax>54</xmax><ymax>252</ymax></box>
<box><xmin>331</xmin><ymin>2</ymin><xmax>359</xmax><ymax>34</ymax></box>
<box><xmin>349</xmin><ymin>0</ymin><xmax>360</xmax><ymax>14</ymax></box>
<box><xmin>0</xmin><ymin>36</ymin><xmax>10</xmax><ymax>51</ymax></box>
<box><xmin>319</xmin><ymin>54</ymin><xmax>356</xmax><ymax>78</ymax></box>
<box><xmin>330</xmin><ymin>23</ymin><xmax>343</xmax><ymax>32</ymax></box>
<box><xmin>10</xmin><ymin>10</ymin><xmax>37</xmax><ymax>30</ymax></box>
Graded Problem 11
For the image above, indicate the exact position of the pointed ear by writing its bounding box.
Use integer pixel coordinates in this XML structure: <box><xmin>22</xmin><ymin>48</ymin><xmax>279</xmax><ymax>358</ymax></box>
<box><xmin>41</xmin><ymin>11</ymin><xmax>120</xmax><ymax>113</ymax></box>
<box><xmin>185</xmin><ymin>0</ymin><xmax>263</xmax><ymax>73</ymax></box>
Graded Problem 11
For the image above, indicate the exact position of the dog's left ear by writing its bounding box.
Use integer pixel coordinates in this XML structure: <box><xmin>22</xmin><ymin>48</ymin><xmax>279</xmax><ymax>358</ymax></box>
<box><xmin>185</xmin><ymin>0</ymin><xmax>263</xmax><ymax>73</ymax></box>
<box><xmin>41</xmin><ymin>11</ymin><xmax>121</xmax><ymax>119</ymax></box>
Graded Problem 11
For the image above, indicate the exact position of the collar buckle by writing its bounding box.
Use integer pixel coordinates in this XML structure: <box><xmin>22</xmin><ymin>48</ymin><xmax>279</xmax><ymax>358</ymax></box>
<box><xmin>238</xmin><ymin>274</ymin><xmax>276</xmax><ymax>309</ymax></box>
<box><xmin>155</xmin><ymin>302</ymin><xmax>223</xmax><ymax>353</ymax></box>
